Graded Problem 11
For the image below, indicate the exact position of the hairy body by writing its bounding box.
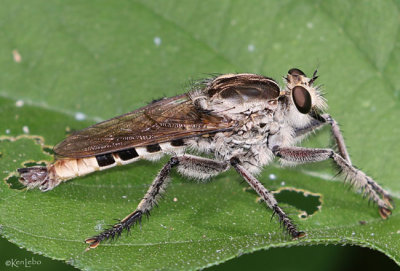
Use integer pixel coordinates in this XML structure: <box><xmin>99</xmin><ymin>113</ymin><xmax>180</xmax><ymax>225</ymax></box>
<box><xmin>18</xmin><ymin>69</ymin><xmax>393</xmax><ymax>250</ymax></box>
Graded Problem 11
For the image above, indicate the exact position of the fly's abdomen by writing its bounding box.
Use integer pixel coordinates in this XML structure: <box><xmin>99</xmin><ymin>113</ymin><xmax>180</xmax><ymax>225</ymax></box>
<box><xmin>53</xmin><ymin>157</ymin><xmax>100</xmax><ymax>180</ymax></box>
<box><xmin>18</xmin><ymin>140</ymin><xmax>186</xmax><ymax>191</ymax></box>
<box><xmin>57</xmin><ymin>141</ymin><xmax>186</xmax><ymax>179</ymax></box>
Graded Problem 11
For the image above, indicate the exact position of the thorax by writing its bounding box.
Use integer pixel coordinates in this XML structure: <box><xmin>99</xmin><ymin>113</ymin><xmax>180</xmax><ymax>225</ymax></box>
<box><xmin>187</xmin><ymin>109</ymin><xmax>287</xmax><ymax>174</ymax></box>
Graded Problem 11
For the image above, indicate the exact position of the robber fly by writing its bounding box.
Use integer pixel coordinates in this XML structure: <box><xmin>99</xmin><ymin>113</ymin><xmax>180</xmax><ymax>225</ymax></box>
<box><xmin>18</xmin><ymin>68</ymin><xmax>393</xmax><ymax>250</ymax></box>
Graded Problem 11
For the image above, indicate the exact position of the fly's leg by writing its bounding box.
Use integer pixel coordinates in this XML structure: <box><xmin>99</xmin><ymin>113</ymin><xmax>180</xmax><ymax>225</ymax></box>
<box><xmin>174</xmin><ymin>154</ymin><xmax>229</xmax><ymax>180</ymax></box>
<box><xmin>320</xmin><ymin>114</ymin><xmax>352</xmax><ymax>164</ymax></box>
<box><xmin>85</xmin><ymin>155</ymin><xmax>228</xmax><ymax>250</ymax></box>
<box><xmin>230</xmin><ymin>157</ymin><xmax>305</xmax><ymax>239</ymax></box>
<box><xmin>272</xmin><ymin>146</ymin><xmax>393</xmax><ymax>218</ymax></box>
<box><xmin>294</xmin><ymin>115</ymin><xmax>327</xmax><ymax>139</ymax></box>
<box><xmin>295</xmin><ymin>113</ymin><xmax>351</xmax><ymax>164</ymax></box>
<box><xmin>85</xmin><ymin>157</ymin><xmax>178</xmax><ymax>250</ymax></box>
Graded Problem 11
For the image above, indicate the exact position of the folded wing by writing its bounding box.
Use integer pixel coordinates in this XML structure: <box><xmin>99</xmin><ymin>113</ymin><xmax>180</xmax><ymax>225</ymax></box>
<box><xmin>54</xmin><ymin>94</ymin><xmax>234</xmax><ymax>158</ymax></box>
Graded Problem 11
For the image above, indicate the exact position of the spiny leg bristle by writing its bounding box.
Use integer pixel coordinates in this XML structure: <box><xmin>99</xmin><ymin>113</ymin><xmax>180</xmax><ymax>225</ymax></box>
<box><xmin>383</xmin><ymin>195</ymin><xmax>394</xmax><ymax>209</ymax></box>
<box><xmin>84</xmin><ymin>211</ymin><xmax>144</xmax><ymax>250</ymax></box>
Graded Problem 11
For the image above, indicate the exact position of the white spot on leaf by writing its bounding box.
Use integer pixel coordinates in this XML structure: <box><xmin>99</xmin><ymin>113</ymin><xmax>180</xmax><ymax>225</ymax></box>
<box><xmin>154</xmin><ymin>36</ymin><xmax>162</xmax><ymax>46</ymax></box>
<box><xmin>15</xmin><ymin>100</ymin><xmax>24</xmax><ymax>107</ymax></box>
<box><xmin>75</xmin><ymin>112</ymin><xmax>86</xmax><ymax>121</ymax></box>
<box><xmin>94</xmin><ymin>220</ymin><xmax>105</xmax><ymax>231</ymax></box>
<box><xmin>247</xmin><ymin>44</ymin><xmax>255</xmax><ymax>52</ymax></box>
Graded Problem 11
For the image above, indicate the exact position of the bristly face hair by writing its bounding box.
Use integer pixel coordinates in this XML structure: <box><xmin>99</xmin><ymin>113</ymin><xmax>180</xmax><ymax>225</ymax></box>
<box><xmin>17</xmin><ymin>68</ymin><xmax>393</xmax><ymax>250</ymax></box>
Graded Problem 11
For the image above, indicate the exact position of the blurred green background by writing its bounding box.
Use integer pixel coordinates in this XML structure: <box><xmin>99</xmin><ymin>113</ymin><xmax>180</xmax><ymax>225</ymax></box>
<box><xmin>1</xmin><ymin>0</ymin><xmax>399</xmax><ymax>270</ymax></box>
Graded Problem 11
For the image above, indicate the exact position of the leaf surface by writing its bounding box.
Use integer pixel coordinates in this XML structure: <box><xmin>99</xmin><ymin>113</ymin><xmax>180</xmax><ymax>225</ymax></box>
<box><xmin>0</xmin><ymin>0</ymin><xmax>399</xmax><ymax>270</ymax></box>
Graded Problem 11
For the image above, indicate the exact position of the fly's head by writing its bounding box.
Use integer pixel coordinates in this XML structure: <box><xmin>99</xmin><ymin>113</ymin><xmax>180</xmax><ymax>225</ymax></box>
<box><xmin>280</xmin><ymin>68</ymin><xmax>327</xmax><ymax>126</ymax></box>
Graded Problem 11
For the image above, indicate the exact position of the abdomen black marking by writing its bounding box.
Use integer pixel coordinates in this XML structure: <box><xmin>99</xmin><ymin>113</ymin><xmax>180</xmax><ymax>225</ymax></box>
<box><xmin>146</xmin><ymin>144</ymin><xmax>162</xmax><ymax>153</ymax></box>
<box><xmin>117</xmin><ymin>148</ymin><xmax>139</xmax><ymax>161</ymax></box>
<box><xmin>171</xmin><ymin>139</ymin><xmax>185</xmax><ymax>147</ymax></box>
<box><xmin>96</xmin><ymin>154</ymin><xmax>115</xmax><ymax>167</ymax></box>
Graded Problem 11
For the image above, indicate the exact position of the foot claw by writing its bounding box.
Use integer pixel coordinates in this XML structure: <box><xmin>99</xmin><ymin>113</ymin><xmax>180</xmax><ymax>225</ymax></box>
<box><xmin>293</xmin><ymin>231</ymin><xmax>306</xmax><ymax>239</ymax></box>
<box><xmin>85</xmin><ymin>237</ymin><xmax>100</xmax><ymax>251</ymax></box>
<box><xmin>379</xmin><ymin>206</ymin><xmax>392</xmax><ymax>219</ymax></box>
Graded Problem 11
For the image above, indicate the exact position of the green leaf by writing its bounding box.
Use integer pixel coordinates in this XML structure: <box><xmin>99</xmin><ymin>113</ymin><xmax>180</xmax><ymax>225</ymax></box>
<box><xmin>1</xmin><ymin>0</ymin><xmax>399</xmax><ymax>270</ymax></box>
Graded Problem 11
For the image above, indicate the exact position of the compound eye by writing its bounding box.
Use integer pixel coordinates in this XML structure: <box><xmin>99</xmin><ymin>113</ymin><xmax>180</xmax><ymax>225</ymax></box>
<box><xmin>288</xmin><ymin>68</ymin><xmax>306</xmax><ymax>77</ymax></box>
<box><xmin>292</xmin><ymin>86</ymin><xmax>312</xmax><ymax>114</ymax></box>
